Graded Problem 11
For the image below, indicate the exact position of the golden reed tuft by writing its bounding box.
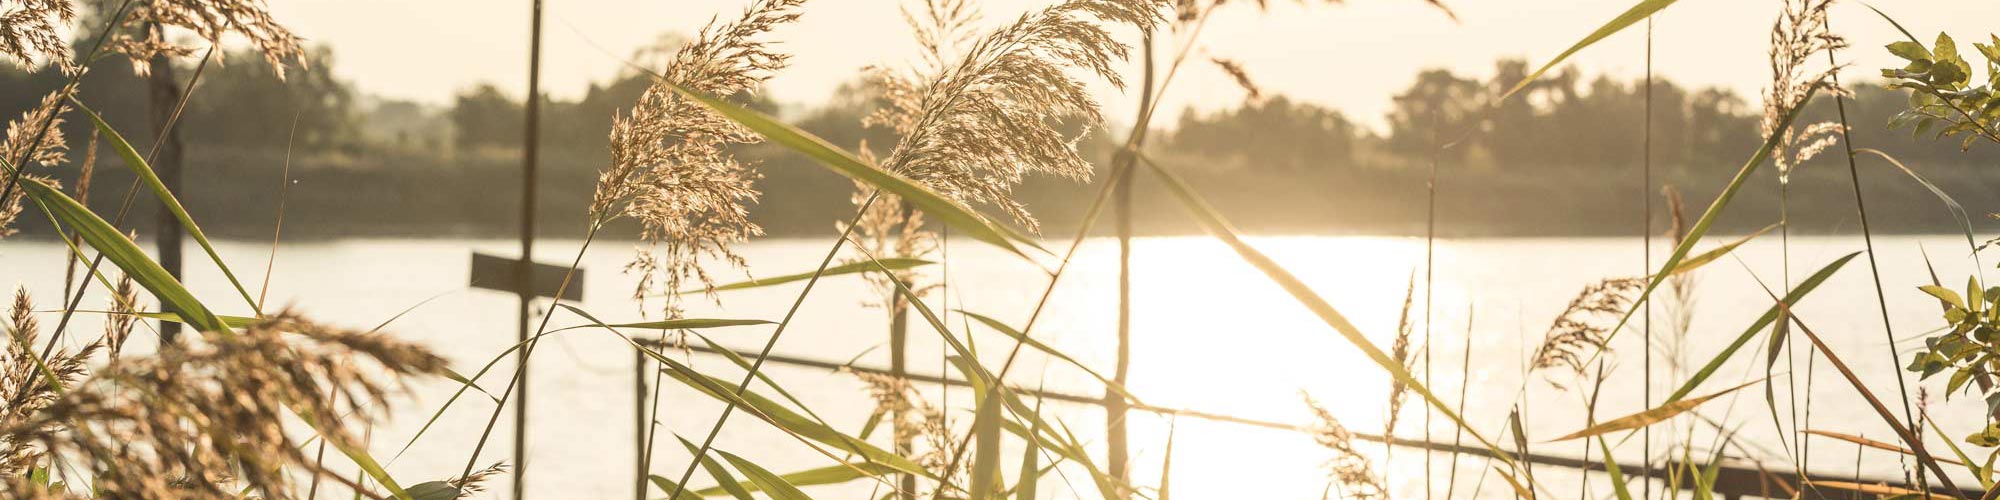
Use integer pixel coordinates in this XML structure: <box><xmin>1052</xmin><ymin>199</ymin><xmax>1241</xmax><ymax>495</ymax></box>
<box><xmin>596</xmin><ymin>0</ymin><xmax>807</xmax><ymax>318</ymax></box>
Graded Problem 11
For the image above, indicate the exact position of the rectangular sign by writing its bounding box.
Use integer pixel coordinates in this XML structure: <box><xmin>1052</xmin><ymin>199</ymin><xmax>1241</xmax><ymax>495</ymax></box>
<box><xmin>469</xmin><ymin>252</ymin><xmax>583</xmax><ymax>301</ymax></box>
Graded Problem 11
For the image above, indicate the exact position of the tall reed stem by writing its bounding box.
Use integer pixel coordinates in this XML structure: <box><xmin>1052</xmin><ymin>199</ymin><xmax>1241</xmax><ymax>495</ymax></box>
<box><xmin>1105</xmin><ymin>31</ymin><xmax>1152</xmax><ymax>500</ymax></box>
<box><xmin>1640</xmin><ymin>16</ymin><xmax>1654</xmax><ymax>500</ymax></box>
<box><xmin>1822</xmin><ymin>12</ymin><xmax>1927</xmax><ymax>494</ymax></box>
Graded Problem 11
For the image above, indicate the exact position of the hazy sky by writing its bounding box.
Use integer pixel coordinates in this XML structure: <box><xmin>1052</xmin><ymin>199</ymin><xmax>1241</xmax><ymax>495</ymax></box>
<box><xmin>263</xmin><ymin>0</ymin><xmax>2000</xmax><ymax>131</ymax></box>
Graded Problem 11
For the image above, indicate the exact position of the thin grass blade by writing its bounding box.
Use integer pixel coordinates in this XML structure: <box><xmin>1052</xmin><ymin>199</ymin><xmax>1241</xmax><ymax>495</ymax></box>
<box><xmin>1550</xmin><ymin>379</ymin><xmax>1762</xmax><ymax>441</ymax></box>
<box><xmin>75</xmin><ymin>102</ymin><xmax>260</xmax><ymax>313</ymax></box>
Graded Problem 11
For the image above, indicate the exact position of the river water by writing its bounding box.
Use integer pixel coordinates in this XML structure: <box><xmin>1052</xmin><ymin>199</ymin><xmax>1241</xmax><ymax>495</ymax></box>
<box><xmin>0</xmin><ymin>234</ymin><xmax>1982</xmax><ymax>499</ymax></box>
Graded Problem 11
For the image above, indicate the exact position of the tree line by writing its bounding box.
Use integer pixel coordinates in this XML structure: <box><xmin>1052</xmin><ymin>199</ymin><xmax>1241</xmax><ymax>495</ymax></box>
<box><xmin>5</xmin><ymin>38</ymin><xmax>1996</xmax><ymax>239</ymax></box>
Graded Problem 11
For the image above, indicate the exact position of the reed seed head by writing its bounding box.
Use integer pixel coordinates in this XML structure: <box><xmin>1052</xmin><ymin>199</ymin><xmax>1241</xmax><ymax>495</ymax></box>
<box><xmin>0</xmin><ymin>0</ymin><xmax>76</xmax><ymax>72</ymax></box>
<box><xmin>599</xmin><ymin>0</ymin><xmax>808</xmax><ymax>316</ymax></box>
<box><xmin>1761</xmin><ymin>0</ymin><xmax>1846</xmax><ymax>183</ymax></box>
<box><xmin>872</xmin><ymin>0</ymin><xmax>1168</xmax><ymax>231</ymax></box>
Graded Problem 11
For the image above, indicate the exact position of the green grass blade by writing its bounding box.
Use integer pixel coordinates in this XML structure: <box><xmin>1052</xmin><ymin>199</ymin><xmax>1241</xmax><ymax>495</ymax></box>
<box><xmin>298</xmin><ymin>409</ymin><xmax>412</xmax><ymax>500</ymax></box>
<box><xmin>1670</xmin><ymin>224</ymin><xmax>1776</xmax><ymax>277</ymax></box>
<box><xmin>661</xmin><ymin>82</ymin><xmax>1041</xmax><ymax>258</ymax></box>
<box><xmin>1597</xmin><ymin>438</ymin><xmax>1634</xmax><ymax>500</ymax></box>
<box><xmin>18</xmin><ymin>176</ymin><xmax>227</xmax><ymax>332</ymax></box>
<box><xmin>1854</xmin><ymin>148</ymin><xmax>1980</xmax><ymax>256</ymax></box>
<box><xmin>678</xmin><ymin>436</ymin><xmax>756</xmax><ymax>500</ymax></box>
<box><xmin>1137</xmin><ymin>153</ymin><xmax>1525</xmax><ymax>476</ymax></box>
<box><xmin>718</xmin><ymin>450</ymin><xmax>817</xmax><ymax>500</ymax></box>
<box><xmin>961</xmin><ymin>310</ymin><xmax>1143</xmax><ymax>405</ymax></box>
<box><xmin>673</xmin><ymin>258</ymin><xmax>933</xmax><ymax>295</ymax></box>
<box><xmin>1501</xmin><ymin>0</ymin><xmax>1678</xmax><ymax>100</ymax></box>
<box><xmin>548</xmin><ymin>317</ymin><xmax>773</xmax><ymax>333</ymax></box>
<box><xmin>1664</xmin><ymin>252</ymin><xmax>1858</xmax><ymax>403</ymax></box>
<box><xmin>690</xmin><ymin>332</ymin><xmax>837</xmax><ymax>431</ymax></box>
<box><xmin>648</xmin><ymin>474</ymin><xmax>703</xmax><ymax>500</ymax></box>
<box><xmin>695</xmin><ymin>461</ymin><xmax>900</xmax><ymax>496</ymax></box>
<box><xmin>75</xmin><ymin>102</ymin><xmax>260</xmax><ymax>314</ymax></box>
<box><xmin>1017</xmin><ymin>399</ymin><xmax>1043</xmax><ymax>500</ymax></box>
<box><xmin>1549</xmin><ymin>379</ymin><xmax>1761</xmax><ymax>441</ymax></box>
<box><xmin>970</xmin><ymin>387</ymin><xmax>1004</xmax><ymax>500</ymax></box>
<box><xmin>652</xmin><ymin>350</ymin><xmax>932</xmax><ymax>478</ymax></box>
<box><xmin>63</xmin><ymin>309</ymin><xmax>260</xmax><ymax>329</ymax></box>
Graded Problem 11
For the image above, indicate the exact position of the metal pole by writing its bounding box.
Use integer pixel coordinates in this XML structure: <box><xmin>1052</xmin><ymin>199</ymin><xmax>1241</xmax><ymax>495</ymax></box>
<box><xmin>514</xmin><ymin>0</ymin><xmax>545</xmax><ymax>497</ymax></box>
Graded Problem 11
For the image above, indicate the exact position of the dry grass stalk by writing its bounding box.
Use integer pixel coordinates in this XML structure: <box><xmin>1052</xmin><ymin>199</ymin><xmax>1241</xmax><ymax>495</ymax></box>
<box><xmin>1303</xmin><ymin>392</ymin><xmax>1386</xmax><ymax>500</ymax></box>
<box><xmin>1762</xmin><ymin>0</ymin><xmax>1846</xmax><ymax>183</ymax></box>
<box><xmin>448</xmin><ymin>463</ymin><xmax>509</xmax><ymax>499</ymax></box>
<box><xmin>870</xmin><ymin>0</ymin><xmax>1167</xmax><ymax>231</ymax></box>
<box><xmin>0</xmin><ymin>305</ymin><xmax>448</xmax><ymax>499</ymax></box>
<box><xmin>1532</xmin><ymin>277</ymin><xmax>1644</xmax><ymax>385</ymax></box>
<box><xmin>1657</xmin><ymin>185</ymin><xmax>1698</xmax><ymax>375</ymax></box>
<box><xmin>1383</xmin><ymin>273</ymin><xmax>1417</xmax><ymax>438</ymax></box>
<box><xmin>848</xmin><ymin>369</ymin><xmax>960</xmax><ymax>489</ymax></box>
<box><xmin>1207</xmin><ymin>56</ymin><xmax>1262</xmax><ymax>101</ymax></box>
<box><xmin>597</xmin><ymin>0</ymin><xmax>808</xmax><ymax>317</ymax></box>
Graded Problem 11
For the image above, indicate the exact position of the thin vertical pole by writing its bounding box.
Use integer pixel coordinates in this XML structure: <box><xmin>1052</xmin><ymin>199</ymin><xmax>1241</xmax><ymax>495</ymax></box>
<box><xmin>634</xmin><ymin>351</ymin><xmax>646</xmax><ymax>500</ymax></box>
<box><xmin>1641</xmin><ymin>16</ymin><xmax>1654</xmax><ymax>500</ymax></box>
<box><xmin>515</xmin><ymin>0</ymin><xmax>545</xmax><ymax>498</ymax></box>
<box><xmin>145</xmin><ymin>22</ymin><xmax>187</xmax><ymax>345</ymax></box>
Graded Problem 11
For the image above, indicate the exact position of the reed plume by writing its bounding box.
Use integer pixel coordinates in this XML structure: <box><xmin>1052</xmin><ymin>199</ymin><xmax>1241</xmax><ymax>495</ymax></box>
<box><xmin>0</xmin><ymin>306</ymin><xmax>448</xmax><ymax>499</ymax></box>
<box><xmin>1531</xmin><ymin>277</ymin><xmax>1643</xmax><ymax>385</ymax></box>
<box><xmin>1762</xmin><ymin>0</ymin><xmax>1845</xmax><ymax>183</ymax></box>
<box><xmin>870</xmin><ymin>0</ymin><xmax>1167</xmax><ymax>231</ymax></box>
<box><xmin>596</xmin><ymin>0</ymin><xmax>807</xmax><ymax>317</ymax></box>
<box><xmin>0</xmin><ymin>0</ymin><xmax>75</xmax><ymax>72</ymax></box>
<box><xmin>109</xmin><ymin>0</ymin><xmax>304</xmax><ymax>77</ymax></box>
<box><xmin>849</xmin><ymin>368</ymin><xmax>961</xmax><ymax>488</ymax></box>
<box><xmin>1303</xmin><ymin>392</ymin><xmax>1386</xmax><ymax>500</ymax></box>
<box><xmin>0</xmin><ymin>90</ymin><xmax>72</xmax><ymax>239</ymax></box>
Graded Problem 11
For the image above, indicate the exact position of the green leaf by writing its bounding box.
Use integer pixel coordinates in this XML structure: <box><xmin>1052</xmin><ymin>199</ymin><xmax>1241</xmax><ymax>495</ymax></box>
<box><xmin>405</xmin><ymin>482</ymin><xmax>460</xmax><ymax>500</ymax></box>
<box><xmin>660</xmin><ymin>81</ymin><xmax>1043</xmax><ymax>258</ymax></box>
<box><xmin>673</xmin><ymin>258</ymin><xmax>933</xmax><ymax>295</ymax></box>
<box><xmin>76</xmin><ymin>102</ymin><xmax>260</xmax><ymax>313</ymax></box>
<box><xmin>1502</xmin><ymin>0</ymin><xmax>1677</xmax><ymax>101</ymax></box>
<box><xmin>17</xmin><ymin>176</ymin><xmax>228</xmax><ymax>333</ymax></box>
<box><xmin>1665</xmin><ymin>252</ymin><xmax>1857</xmax><ymax>403</ymax></box>
<box><xmin>717</xmin><ymin>450</ymin><xmax>817</xmax><ymax>500</ymax></box>
<box><xmin>1889</xmin><ymin>40</ymin><xmax>1933</xmax><ymax>61</ymax></box>
<box><xmin>1924</xmin><ymin>284</ymin><xmax>1969</xmax><ymax>310</ymax></box>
